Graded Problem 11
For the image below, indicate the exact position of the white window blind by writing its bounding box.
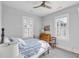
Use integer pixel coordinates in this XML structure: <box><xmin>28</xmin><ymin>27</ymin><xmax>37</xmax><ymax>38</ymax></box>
<box><xmin>23</xmin><ymin>16</ymin><xmax>33</xmax><ymax>38</ymax></box>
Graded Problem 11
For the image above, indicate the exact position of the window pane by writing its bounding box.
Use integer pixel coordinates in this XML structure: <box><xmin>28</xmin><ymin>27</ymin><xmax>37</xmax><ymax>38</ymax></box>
<box><xmin>55</xmin><ymin>15</ymin><xmax>68</xmax><ymax>40</ymax></box>
<box><xmin>23</xmin><ymin>16</ymin><xmax>33</xmax><ymax>38</ymax></box>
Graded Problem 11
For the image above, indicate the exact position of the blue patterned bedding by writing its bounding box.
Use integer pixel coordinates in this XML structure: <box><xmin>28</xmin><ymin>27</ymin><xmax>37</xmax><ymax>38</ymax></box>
<box><xmin>18</xmin><ymin>38</ymin><xmax>41</xmax><ymax>58</ymax></box>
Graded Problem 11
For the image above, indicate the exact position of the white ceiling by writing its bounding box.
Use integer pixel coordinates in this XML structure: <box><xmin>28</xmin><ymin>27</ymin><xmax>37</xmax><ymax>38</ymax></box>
<box><xmin>2</xmin><ymin>1</ymin><xmax>79</xmax><ymax>17</ymax></box>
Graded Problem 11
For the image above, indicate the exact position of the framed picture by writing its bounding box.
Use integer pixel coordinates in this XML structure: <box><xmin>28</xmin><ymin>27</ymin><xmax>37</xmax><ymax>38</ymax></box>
<box><xmin>44</xmin><ymin>25</ymin><xmax>50</xmax><ymax>31</ymax></box>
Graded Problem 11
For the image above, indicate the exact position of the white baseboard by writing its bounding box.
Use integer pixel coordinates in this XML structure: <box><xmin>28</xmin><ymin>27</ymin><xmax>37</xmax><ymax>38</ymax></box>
<box><xmin>56</xmin><ymin>44</ymin><xmax>79</xmax><ymax>54</ymax></box>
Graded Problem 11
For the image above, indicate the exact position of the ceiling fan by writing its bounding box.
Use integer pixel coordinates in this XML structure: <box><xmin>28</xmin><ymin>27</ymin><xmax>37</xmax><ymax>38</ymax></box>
<box><xmin>33</xmin><ymin>1</ymin><xmax>52</xmax><ymax>9</ymax></box>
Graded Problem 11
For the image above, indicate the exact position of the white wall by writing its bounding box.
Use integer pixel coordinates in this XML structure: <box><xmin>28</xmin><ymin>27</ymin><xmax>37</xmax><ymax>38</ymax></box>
<box><xmin>42</xmin><ymin>4</ymin><xmax>79</xmax><ymax>53</ymax></box>
<box><xmin>2</xmin><ymin>4</ymin><xmax>42</xmax><ymax>38</ymax></box>
<box><xmin>0</xmin><ymin>2</ymin><xmax>2</xmax><ymax>42</ymax></box>
<box><xmin>41</xmin><ymin>16</ymin><xmax>55</xmax><ymax>36</ymax></box>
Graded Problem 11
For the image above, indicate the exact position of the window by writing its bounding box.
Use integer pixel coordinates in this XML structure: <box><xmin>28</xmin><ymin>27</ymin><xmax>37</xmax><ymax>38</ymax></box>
<box><xmin>23</xmin><ymin>16</ymin><xmax>33</xmax><ymax>38</ymax></box>
<box><xmin>55</xmin><ymin>14</ymin><xmax>69</xmax><ymax>41</ymax></box>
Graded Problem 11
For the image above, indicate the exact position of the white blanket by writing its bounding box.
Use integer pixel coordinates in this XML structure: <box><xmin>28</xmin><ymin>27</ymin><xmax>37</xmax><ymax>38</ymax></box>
<box><xmin>30</xmin><ymin>40</ymin><xmax>50</xmax><ymax>58</ymax></box>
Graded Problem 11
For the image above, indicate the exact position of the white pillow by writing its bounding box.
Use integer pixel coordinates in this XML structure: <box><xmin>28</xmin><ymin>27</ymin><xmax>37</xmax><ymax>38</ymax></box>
<box><xmin>16</xmin><ymin>38</ymin><xmax>26</xmax><ymax>45</ymax></box>
<box><xmin>15</xmin><ymin>38</ymin><xmax>26</xmax><ymax>48</ymax></box>
<box><xmin>4</xmin><ymin>37</ymin><xmax>10</xmax><ymax>43</ymax></box>
<box><xmin>9</xmin><ymin>38</ymin><xmax>25</xmax><ymax>44</ymax></box>
<box><xmin>8</xmin><ymin>38</ymin><xmax>26</xmax><ymax>48</ymax></box>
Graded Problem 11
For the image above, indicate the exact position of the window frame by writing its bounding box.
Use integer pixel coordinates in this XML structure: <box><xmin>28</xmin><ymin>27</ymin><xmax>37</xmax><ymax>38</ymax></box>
<box><xmin>23</xmin><ymin>16</ymin><xmax>33</xmax><ymax>38</ymax></box>
<box><xmin>54</xmin><ymin>13</ymin><xmax>69</xmax><ymax>41</ymax></box>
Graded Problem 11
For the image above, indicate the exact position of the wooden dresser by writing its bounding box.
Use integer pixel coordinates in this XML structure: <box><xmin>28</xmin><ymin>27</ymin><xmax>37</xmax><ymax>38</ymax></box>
<box><xmin>39</xmin><ymin>33</ymin><xmax>52</xmax><ymax>43</ymax></box>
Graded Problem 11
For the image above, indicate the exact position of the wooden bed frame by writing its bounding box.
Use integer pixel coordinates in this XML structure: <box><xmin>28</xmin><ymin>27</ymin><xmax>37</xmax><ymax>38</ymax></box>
<box><xmin>0</xmin><ymin>28</ymin><xmax>5</xmax><ymax>44</ymax></box>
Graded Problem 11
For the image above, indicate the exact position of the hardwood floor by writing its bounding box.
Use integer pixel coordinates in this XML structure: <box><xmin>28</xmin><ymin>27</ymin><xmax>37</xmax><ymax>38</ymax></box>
<box><xmin>40</xmin><ymin>48</ymin><xmax>79</xmax><ymax>58</ymax></box>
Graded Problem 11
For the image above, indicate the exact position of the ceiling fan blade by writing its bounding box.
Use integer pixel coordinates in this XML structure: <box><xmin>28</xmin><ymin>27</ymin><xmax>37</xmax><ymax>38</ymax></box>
<box><xmin>45</xmin><ymin>5</ymin><xmax>52</xmax><ymax>9</ymax></box>
<box><xmin>33</xmin><ymin>1</ymin><xmax>45</xmax><ymax>8</ymax></box>
<box><xmin>33</xmin><ymin>5</ymin><xmax>41</xmax><ymax>8</ymax></box>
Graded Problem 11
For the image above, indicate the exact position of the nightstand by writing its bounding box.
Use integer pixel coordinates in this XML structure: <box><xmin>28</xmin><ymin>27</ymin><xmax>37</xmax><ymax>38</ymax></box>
<box><xmin>49</xmin><ymin>37</ymin><xmax>56</xmax><ymax>48</ymax></box>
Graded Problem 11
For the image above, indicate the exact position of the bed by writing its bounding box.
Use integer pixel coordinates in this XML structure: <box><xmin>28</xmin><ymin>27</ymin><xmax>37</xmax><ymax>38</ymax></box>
<box><xmin>30</xmin><ymin>40</ymin><xmax>50</xmax><ymax>58</ymax></box>
<box><xmin>0</xmin><ymin>28</ymin><xmax>50</xmax><ymax>58</ymax></box>
<box><xmin>11</xmin><ymin>38</ymin><xmax>51</xmax><ymax>58</ymax></box>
